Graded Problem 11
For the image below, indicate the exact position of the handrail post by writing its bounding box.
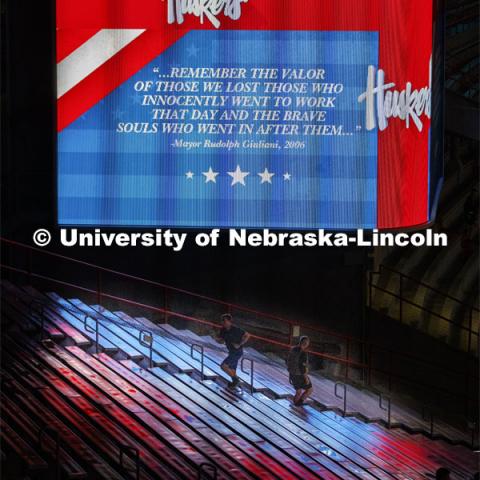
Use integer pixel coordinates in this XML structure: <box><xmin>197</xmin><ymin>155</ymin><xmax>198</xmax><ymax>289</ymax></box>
<box><xmin>191</xmin><ymin>344</ymin><xmax>205</xmax><ymax>380</ymax></box>
<box><xmin>465</xmin><ymin>358</ymin><xmax>470</xmax><ymax>419</ymax></box>
<box><xmin>399</xmin><ymin>274</ymin><xmax>403</xmax><ymax>324</ymax></box>
<box><xmin>164</xmin><ymin>288</ymin><xmax>169</xmax><ymax>324</ymax></box>
<box><xmin>139</xmin><ymin>330</ymin><xmax>153</xmax><ymax>368</ymax></box>
<box><xmin>422</xmin><ymin>405</ymin><xmax>435</xmax><ymax>437</ymax></box>
<box><xmin>467</xmin><ymin>420</ymin><xmax>478</xmax><ymax>450</ymax></box>
<box><xmin>388</xmin><ymin>350</ymin><xmax>393</xmax><ymax>392</ymax></box>
<box><xmin>198</xmin><ymin>462</ymin><xmax>218</xmax><ymax>480</ymax></box>
<box><xmin>368</xmin><ymin>270</ymin><xmax>373</xmax><ymax>308</ymax></box>
<box><xmin>345</xmin><ymin>339</ymin><xmax>350</xmax><ymax>381</ymax></box>
<box><xmin>38</xmin><ymin>426</ymin><xmax>60</xmax><ymax>480</ymax></box>
<box><xmin>379</xmin><ymin>393</ymin><xmax>392</xmax><ymax>428</ymax></box>
<box><xmin>96</xmin><ymin>269</ymin><xmax>102</xmax><ymax>306</ymax></box>
<box><xmin>27</xmin><ymin>248</ymin><xmax>33</xmax><ymax>284</ymax></box>
<box><xmin>30</xmin><ymin>300</ymin><xmax>45</xmax><ymax>340</ymax></box>
<box><xmin>84</xmin><ymin>315</ymin><xmax>99</xmax><ymax>354</ymax></box>
<box><xmin>334</xmin><ymin>382</ymin><xmax>347</xmax><ymax>417</ymax></box>
<box><xmin>468</xmin><ymin>308</ymin><xmax>473</xmax><ymax>355</ymax></box>
<box><xmin>241</xmin><ymin>358</ymin><xmax>254</xmax><ymax>394</ymax></box>
<box><xmin>119</xmin><ymin>445</ymin><xmax>140</xmax><ymax>480</ymax></box>
<box><xmin>40</xmin><ymin>305</ymin><xmax>45</xmax><ymax>340</ymax></box>
<box><xmin>367</xmin><ymin>344</ymin><xmax>373</xmax><ymax>387</ymax></box>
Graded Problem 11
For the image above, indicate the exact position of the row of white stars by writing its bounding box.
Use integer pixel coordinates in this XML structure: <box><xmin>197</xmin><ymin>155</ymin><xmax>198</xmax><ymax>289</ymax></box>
<box><xmin>185</xmin><ymin>166</ymin><xmax>292</xmax><ymax>186</ymax></box>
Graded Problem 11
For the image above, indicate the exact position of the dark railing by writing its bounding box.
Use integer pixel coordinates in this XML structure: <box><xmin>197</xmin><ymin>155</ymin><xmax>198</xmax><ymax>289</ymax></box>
<box><xmin>29</xmin><ymin>299</ymin><xmax>46</xmax><ymax>339</ymax></box>
<box><xmin>83</xmin><ymin>315</ymin><xmax>99</xmax><ymax>354</ymax></box>
<box><xmin>38</xmin><ymin>426</ymin><xmax>61</xmax><ymax>480</ymax></box>
<box><xmin>422</xmin><ymin>405</ymin><xmax>435</xmax><ymax>438</ymax></box>
<box><xmin>379</xmin><ymin>393</ymin><xmax>392</xmax><ymax>429</ymax></box>
<box><xmin>191</xmin><ymin>344</ymin><xmax>205</xmax><ymax>380</ymax></box>
<box><xmin>139</xmin><ymin>330</ymin><xmax>154</xmax><ymax>368</ymax></box>
<box><xmin>119</xmin><ymin>445</ymin><xmax>140</xmax><ymax>480</ymax></box>
<box><xmin>0</xmin><ymin>237</ymin><xmax>478</xmax><ymax>419</ymax></box>
<box><xmin>369</xmin><ymin>265</ymin><xmax>479</xmax><ymax>355</ymax></box>
<box><xmin>197</xmin><ymin>462</ymin><xmax>218</xmax><ymax>480</ymax></box>
<box><xmin>334</xmin><ymin>382</ymin><xmax>347</xmax><ymax>417</ymax></box>
<box><xmin>240</xmin><ymin>357</ymin><xmax>254</xmax><ymax>394</ymax></box>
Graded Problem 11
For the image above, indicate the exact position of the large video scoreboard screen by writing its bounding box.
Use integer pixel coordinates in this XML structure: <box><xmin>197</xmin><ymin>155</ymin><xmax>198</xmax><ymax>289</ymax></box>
<box><xmin>56</xmin><ymin>0</ymin><xmax>443</xmax><ymax>229</ymax></box>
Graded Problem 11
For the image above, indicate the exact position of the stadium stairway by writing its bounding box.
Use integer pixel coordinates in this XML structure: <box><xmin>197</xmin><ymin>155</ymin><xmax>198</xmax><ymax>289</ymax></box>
<box><xmin>1</xmin><ymin>280</ymin><xmax>478</xmax><ymax>480</ymax></box>
<box><xmin>2</xmin><ymin>280</ymin><xmax>473</xmax><ymax>444</ymax></box>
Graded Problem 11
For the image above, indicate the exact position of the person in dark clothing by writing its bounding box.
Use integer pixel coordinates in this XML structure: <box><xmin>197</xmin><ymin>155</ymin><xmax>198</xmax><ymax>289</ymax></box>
<box><xmin>287</xmin><ymin>336</ymin><xmax>313</xmax><ymax>406</ymax></box>
<box><xmin>435</xmin><ymin>468</ymin><xmax>450</xmax><ymax>480</ymax></box>
<box><xmin>215</xmin><ymin>314</ymin><xmax>250</xmax><ymax>388</ymax></box>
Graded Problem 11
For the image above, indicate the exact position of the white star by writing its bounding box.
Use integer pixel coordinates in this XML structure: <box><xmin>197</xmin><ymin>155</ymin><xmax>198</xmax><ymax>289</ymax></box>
<box><xmin>283</xmin><ymin>172</ymin><xmax>292</xmax><ymax>181</ymax></box>
<box><xmin>228</xmin><ymin>165</ymin><xmax>250</xmax><ymax>187</ymax></box>
<box><xmin>186</xmin><ymin>171</ymin><xmax>194</xmax><ymax>180</ymax></box>
<box><xmin>113</xmin><ymin>108</ymin><xmax>126</xmax><ymax>120</ymax></box>
<box><xmin>186</xmin><ymin>43</ymin><xmax>200</xmax><ymax>57</ymax></box>
<box><xmin>130</xmin><ymin>92</ymin><xmax>143</xmax><ymax>105</ymax></box>
<box><xmin>258</xmin><ymin>168</ymin><xmax>275</xmax><ymax>184</ymax></box>
<box><xmin>202</xmin><ymin>167</ymin><xmax>219</xmax><ymax>183</ymax></box>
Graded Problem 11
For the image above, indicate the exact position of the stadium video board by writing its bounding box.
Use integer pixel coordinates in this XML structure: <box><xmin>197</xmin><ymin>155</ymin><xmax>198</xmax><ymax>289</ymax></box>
<box><xmin>56</xmin><ymin>0</ymin><xmax>443</xmax><ymax>229</ymax></box>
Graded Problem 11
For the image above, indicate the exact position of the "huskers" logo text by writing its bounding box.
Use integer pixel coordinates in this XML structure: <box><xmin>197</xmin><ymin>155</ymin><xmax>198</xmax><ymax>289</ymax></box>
<box><xmin>167</xmin><ymin>0</ymin><xmax>249</xmax><ymax>29</ymax></box>
<box><xmin>358</xmin><ymin>57</ymin><xmax>432</xmax><ymax>132</ymax></box>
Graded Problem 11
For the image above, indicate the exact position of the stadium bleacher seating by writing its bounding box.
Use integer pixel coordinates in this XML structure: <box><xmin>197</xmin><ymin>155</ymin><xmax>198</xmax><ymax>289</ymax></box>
<box><xmin>1</xmin><ymin>280</ymin><xmax>478</xmax><ymax>479</ymax></box>
<box><xmin>371</xmin><ymin>150</ymin><xmax>479</xmax><ymax>351</ymax></box>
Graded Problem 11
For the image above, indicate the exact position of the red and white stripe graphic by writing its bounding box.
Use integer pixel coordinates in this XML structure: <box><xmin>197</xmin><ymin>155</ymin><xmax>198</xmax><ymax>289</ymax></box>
<box><xmin>57</xmin><ymin>29</ymin><xmax>145</xmax><ymax>98</ymax></box>
<box><xmin>57</xmin><ymin>22</ymin><xmax>186</xmax><ymax>131</ymax></box>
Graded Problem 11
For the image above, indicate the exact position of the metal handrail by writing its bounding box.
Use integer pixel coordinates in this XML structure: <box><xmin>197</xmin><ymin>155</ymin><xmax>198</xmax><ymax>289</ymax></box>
<box><xmin>38</xmin><ymin>426</ymin><xmax>61</xmax><ymax>480</ymax></box>
<box><xmin>379</xmin><ymin>393</ymin><xmax>392</xmax><ymax>428</ymax></box>
<box><xmin>4</xmin><ymin>262</ymin><xmax>472</xmax><ymax>376</ymax></box>
<box><xmin>29</xmin><ymin>299</ymin><xmax>46</xmax><ymax>339</ymax></box>
<box><xmin>334</xmin><ymin>382</ymin><xmax>347</xmax><ymax>416</ymax></box>
<box><xmin>467</xmin><ymin>420</ymin><xmax>479</xmax><ymax>450</ymax></box>
<box><xmin>83</xmin><ymin>315</ymin><xmax>99</xmax><ymax>353</ymax></box>
<box><xmin>0</xmin><ymin>264</ymin><xmax>369</xmax><ymax>367</ymax></box>
<box><xmin>197</xmin><ymin>462</ymin><xmax>218</xmax><ymax>480</ymax></box>
<box><xmin>2</xmin><ymin>262</ymin><xmax>477</xmax><ymax>402</ymax></box>
<box><xmin>3</xmin><ymin>237</ymin><xmax>478</xmax><ymax>370</ymax></box>
<box><xmin>3</xmin><ymin>270</ymin><xmax>479</xmax><ymax>447</ymax></box>
<box><xmin>119</xmin><ymin>445</ymin><xmax>140</xmax><ymax>480</ymax></box>
<box><xmin>29</xmin><ymin>299</ymin><xmax>44</xmax><ymax>315</ymax></box>
<box><xmin>379</xmin><ymin>265</ymin><xmax>480</xmax><ymax>310</ymax></box>
<box><xmin>240</xmin><ymin>357</ymin><xmax>254</xmax><ymax>394</ymax></box>
<box><xmin>139</xmin><ymin>330</ymin><xmax>153</xmax><ymax>368</ymax></box>
<box><xmin>369</xmin><ymin>267</ymin><xmax>479</xmax><ymax>358</ymax></box>
<box><xmin>6</xmin><ymin>253</ymin><xmax>478</xmax><ymax>367</ymax></box>
<box><xmin>369</xmin><ymin>281</ymin><xmax>478</xmax><ymax>332</ymax></box>
<box><xmin>190</xmin><ymin>344</ymin><xmax>205</xmax><ymax>380</ymax></box>
<box><xmin>1</xmin><ymin>250</ymin><xmax>478</xmax><ymax>412</ymax></box>
<box><xmin>422</xmin><ymin>405</ymin><xmax>435</xmax><ymax>437</ymax></box>
<box><xmin>0</xmin><ymin>237</ymin><xmax>399</xmax><ymax>343</ymax></box>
